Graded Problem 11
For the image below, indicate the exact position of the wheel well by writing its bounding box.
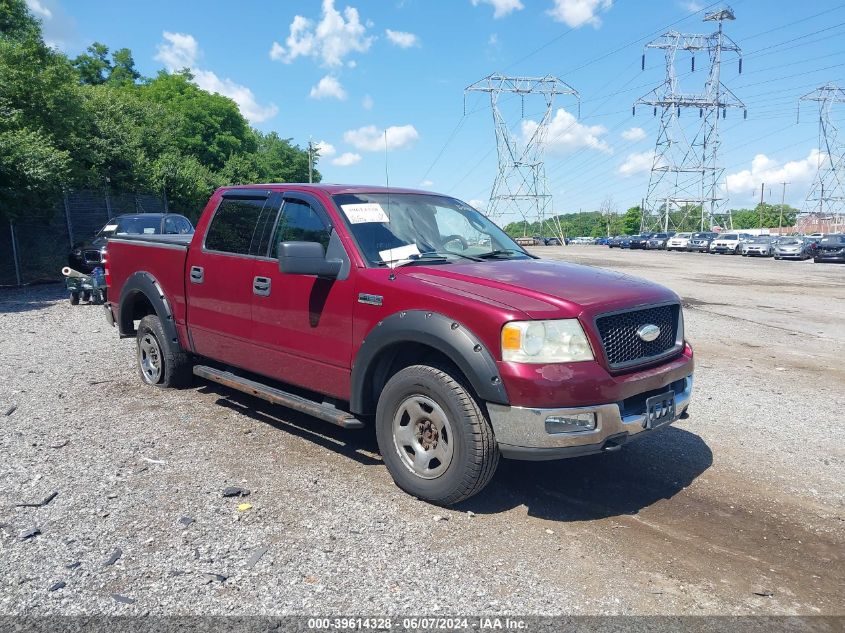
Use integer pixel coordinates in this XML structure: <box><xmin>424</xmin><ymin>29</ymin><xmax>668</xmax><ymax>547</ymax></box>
<box><xmin>362</xmin><ymin>342</ymin><xmax>468</xmax><ymax>415</ymax></box>
<box><xmin>119</xmin><ymin>290</ymin><xmax>157</xmax><ymax>336</ymax></box>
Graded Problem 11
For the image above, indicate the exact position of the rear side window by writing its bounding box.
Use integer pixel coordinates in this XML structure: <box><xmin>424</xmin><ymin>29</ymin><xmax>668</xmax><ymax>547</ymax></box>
<box><xmin>271</xmin><ymin>200</ymin><xmax>331</xmax><ymax>257</ymax></box>
<box><xmin>205</xmin><ymin>197</ymin><xmax>267</xmax><ymax>254</ymax></box>
<box><xmin>164</xmin><ymin>215</ymin><xmax>194</xmax><ymax>235</ymax></box>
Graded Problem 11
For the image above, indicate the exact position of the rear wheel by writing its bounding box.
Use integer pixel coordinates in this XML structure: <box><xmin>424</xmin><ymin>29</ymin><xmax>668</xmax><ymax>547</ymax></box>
<box><xmin>136</xmin><ymin>315</ymin><xmax>192</xmax><ymax>388</ymax></box>
<box><xmin>375</xmin><ymin>364</ymin><xmax>499</xmax><ymax>506</ymax></box>
<box><xmin>69</xmin><ymin>291</ymin><xmax>80</xmax><ymax>306</ymax></box>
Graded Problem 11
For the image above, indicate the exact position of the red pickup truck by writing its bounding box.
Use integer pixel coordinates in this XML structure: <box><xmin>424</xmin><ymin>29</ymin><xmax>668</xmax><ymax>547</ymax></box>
<box><xmin>104</xmin><ymin>184</ymin><xmax>694</xmax><ymax>505</ymax></box>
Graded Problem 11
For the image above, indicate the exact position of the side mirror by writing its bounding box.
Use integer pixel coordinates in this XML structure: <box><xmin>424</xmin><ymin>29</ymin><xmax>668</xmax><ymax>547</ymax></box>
<box><xmin>278</xmin><ymin>241</ymin><xmax>341</xmax><ymax>278</ymax></box>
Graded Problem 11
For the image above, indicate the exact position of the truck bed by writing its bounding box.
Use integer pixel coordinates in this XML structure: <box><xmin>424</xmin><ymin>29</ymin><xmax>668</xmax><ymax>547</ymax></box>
<box><xmin>106</xmin><ymin>235</ymin><xmax>191</xmax><ymax>341</ymax></box>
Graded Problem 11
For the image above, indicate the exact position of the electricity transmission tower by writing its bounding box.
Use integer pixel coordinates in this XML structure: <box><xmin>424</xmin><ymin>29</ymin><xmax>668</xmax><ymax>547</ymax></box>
<box><xmin>798</xmin><ymin>83</ymin><xmax>845</xmax><ymax>229</ymax></box>
<box><xmin>634</xmin><ymin>8</ymin><xmax>745</xmax><ymax>233</ymax></box>
<box><xmin>465</xmin><ymin>74</ymin><xmax>579</xmax><ymax>230</ymax></box>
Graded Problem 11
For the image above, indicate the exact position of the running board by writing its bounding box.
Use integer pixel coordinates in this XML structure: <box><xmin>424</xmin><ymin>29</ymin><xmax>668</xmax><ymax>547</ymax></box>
<box><xmin>193</xmin><ymin>365</ymin><xmax>365</xmax><ymax>429</ymax></box>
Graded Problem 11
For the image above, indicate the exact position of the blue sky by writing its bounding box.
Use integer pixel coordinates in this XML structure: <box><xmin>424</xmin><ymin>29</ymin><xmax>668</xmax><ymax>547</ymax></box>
<box><xmin>31</xmin><ymin>0</ymin><xmax>845</xmax><ymax>224</ymax></box>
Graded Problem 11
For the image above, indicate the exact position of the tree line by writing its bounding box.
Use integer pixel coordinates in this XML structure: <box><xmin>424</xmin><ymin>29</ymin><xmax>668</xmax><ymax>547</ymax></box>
<box><xmin>0</xmin><ymin>0</ymin><xmax>317</xmax><ymax>222</ymax></box>
<box><xmin>503</xmin><ymin>203</ymin><xmax>800</xmax><ymax>238</ymax></box>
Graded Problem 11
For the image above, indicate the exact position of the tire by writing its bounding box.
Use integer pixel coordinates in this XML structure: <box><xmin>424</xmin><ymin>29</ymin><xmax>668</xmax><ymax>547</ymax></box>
<box><xmin>136</xmin><ymin>315</ymin><xmax>192</xmax><ymax>388</ymax></box>
<box><xmin>69</xmin><ymin>292</ymin><xmax>80</xmax><ymax>306</ymax></box>
<box><xmin>82</xmin><ymin>290</ymin><xmax>92</xmax><ymax>302</ymax></box>
<box><xmin>375</xmin><ymin>364</ymin><xmax>499</xmax><ymax>506</ymax></box>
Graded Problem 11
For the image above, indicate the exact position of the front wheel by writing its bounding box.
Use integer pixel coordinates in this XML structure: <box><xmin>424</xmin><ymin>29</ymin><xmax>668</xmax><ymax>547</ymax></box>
<box><xmin>375</xmin><ymin>364</ymin><xmax>499</xmax><ymax>506</ymax></box>
<box><xmin>136</xmin><ymin>315</ymin><xmax>193</xmax><ymax>388</ymax></box>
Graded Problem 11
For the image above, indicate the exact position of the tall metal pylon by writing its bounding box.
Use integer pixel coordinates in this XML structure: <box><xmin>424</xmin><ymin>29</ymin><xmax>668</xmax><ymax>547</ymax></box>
<box><xmin>634</xmin><ymin>8</ymin><xmax>745</xmax><ymax>233</ymax></box>
<box><xmin>798</xmin><ymin>83</ymin><xmax>845</xmax><ymax>227</ymax></box>
<box><xmin>465</xmin><ymin>74</ymin><xmax>579</xmax><ymax>229</ymax></box>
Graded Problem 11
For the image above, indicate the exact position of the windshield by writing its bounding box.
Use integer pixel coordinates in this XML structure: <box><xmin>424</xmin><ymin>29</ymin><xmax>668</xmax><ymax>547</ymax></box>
<box><xmin>332</xmin><ymin>193</ymin><xmax>530</xmax><ymax>266</ymax></box>
<box><xmin>114</xmin><ymin>216</ymin><xmax>162</xmax><ymax>235</ymax></box>
<box><xmin>750</xmin><ymin>237</ymin><xmax>771</xmax><ymax>243</ymax></box>
<box><xmin>778</xmin><ymin>239</ymin><xmax>801</xmax><ymax>245</ymax></box>
<box><xmin>820</xmin><ymin>235</ymin><xmax>845</xmax><ymax>245</ymax></box>
<box><xmin>720</xmin><ymin>234</ymin><xmax>738</xmax><ymax>240</ymax></box>
<box><xmin>675</xmin><ymin>233</ymin><xmax>691</xmax><ymax>238</ymax></box>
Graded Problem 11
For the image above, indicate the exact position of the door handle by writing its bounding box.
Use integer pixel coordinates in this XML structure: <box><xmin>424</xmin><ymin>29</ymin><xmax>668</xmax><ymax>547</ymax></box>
<box><xmin>253</xmin><ymin>276</ymin><xmax>271</xmax><ymax>297</ymax></box>
<box><xmin>190</xmin><ymin>266</ymin><xmax>204</xmax><ymax>284</ymax></box>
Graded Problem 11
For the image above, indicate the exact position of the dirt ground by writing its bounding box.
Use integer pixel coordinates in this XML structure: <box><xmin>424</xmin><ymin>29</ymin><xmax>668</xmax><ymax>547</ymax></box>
<box><xmin>0</xmin><ymin>246</ymin><xmax>842</xmax><ymax>617</ymax></box>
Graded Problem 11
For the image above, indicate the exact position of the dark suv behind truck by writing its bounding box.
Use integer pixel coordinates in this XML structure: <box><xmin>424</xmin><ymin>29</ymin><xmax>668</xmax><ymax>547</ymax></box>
<box><xmin>104</xmin><ymin>184</ymin><xmax>694</xmax><ymax>505</ymax></box>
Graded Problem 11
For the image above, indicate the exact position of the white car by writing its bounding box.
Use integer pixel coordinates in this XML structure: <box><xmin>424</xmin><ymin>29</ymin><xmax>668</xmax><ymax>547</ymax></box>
<box><xmin>709</xmin><ymin>233</ymin><xmax>751</xmax><ymax>254</ymax></box>
<box><xmin>666</xmin><ymin>232</ymin><xmax>692</xmax><ymax>251</ymax></box>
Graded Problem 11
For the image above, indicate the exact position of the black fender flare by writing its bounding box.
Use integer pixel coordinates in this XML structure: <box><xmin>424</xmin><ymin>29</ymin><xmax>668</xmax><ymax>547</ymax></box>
<box><xmin>349</xmin><ymin>310</ymin><xmax>509</xmax><ymax>415</ymax></box>
<box><xmin>117</xmin><ymin>271</ymin><xmax>179</xmax><ymax>347</ymax></box>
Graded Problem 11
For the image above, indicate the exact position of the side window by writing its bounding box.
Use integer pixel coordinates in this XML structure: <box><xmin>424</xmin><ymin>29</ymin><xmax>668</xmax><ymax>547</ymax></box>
<box><xmin>205</xmin><ymin>198</ymin><xmax>266</xmax><ymax>254</ymax></box>
<box><xmin>165</xmin><ymin>216</ymin><xmax>193</xmax><ymax>234</ymax></box>
<box><xmin>271</xmin><ymin>200</ymin><xmax>331</xmax><ymax>257</ymax></box>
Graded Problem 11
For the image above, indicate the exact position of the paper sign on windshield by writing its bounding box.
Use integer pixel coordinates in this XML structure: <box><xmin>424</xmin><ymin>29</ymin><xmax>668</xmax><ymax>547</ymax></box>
<box><xmin>103</xmin><ymin>224</ymin><xmax>118</xmax><ymax>231</ymax></box>
<box><xmin>379</xmin><ymin>243</ymin><xmax>420</xmax><ymax>263</ymax></box>
<box><xmin>341</xmin><ymin>203</ymin><xmax>389</xmax><ymax>224</ymax></box>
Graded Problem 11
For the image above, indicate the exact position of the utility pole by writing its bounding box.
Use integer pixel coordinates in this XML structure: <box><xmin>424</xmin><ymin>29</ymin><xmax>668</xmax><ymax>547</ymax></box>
<box><xmin>465</xmin><ymin>74</ymin><xmax>579</xmax><ymax>227</ymax></box>
<box><xmin>779</xmin><ymin>182</ymin><xmax>789</xmax><ymax>231</ymax></box>
<box><xmin>634</xmin><ymin>8</ymin><xmax>745</xmax><ymax>233</ymax></box>
<box><xmin>307</xmin><ymin>138</ymin><xmax>314</xmax><ymax>184</ymax></box>
<box><xmin>759</xmin><ymin>182</ymin><xmax>765</xmax><ymax>229</ymax></box>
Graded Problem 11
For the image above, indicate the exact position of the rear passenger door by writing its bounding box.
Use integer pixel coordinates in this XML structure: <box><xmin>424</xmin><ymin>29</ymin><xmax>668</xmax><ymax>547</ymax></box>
<box><xmin>185</xmin><ymin>190</ymin><xmax>280</xmax><ymax>371</ymax></box>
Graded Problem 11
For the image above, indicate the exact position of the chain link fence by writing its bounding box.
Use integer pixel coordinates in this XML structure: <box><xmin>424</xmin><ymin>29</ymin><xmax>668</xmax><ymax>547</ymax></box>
<box><xmin>1</xmin><ymin>189</ymin><xmax>167</xmax><ymax>286</ymax></box>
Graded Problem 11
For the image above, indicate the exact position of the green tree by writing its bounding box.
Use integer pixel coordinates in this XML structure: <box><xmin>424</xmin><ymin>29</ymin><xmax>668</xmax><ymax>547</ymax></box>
<box><xmin>621</xmin><ymin>206</ymin><xmax>642</xmax><ymax>234</ymax></box>
<box><xmin>108</xmin><ymin>47</ymin><xmax>141</xmax><ymax>85</ymax></box>
<box><xmin>72</xmin><ymin>42</ymin><xmax>111</xmax><ymax>85</ymax></box>
<box><xmin>0</xmin><ymin>0</ymin><xmax>86</xmax><ymax>219</ymax></box>
<box><xmin>140</xmin><ymin>71</ymin><xmax>255</xmax><ymax>172</ymax></box>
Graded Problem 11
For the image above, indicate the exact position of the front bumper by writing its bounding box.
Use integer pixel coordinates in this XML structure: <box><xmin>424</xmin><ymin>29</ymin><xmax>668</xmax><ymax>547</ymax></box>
<box><xmin>489</xmin><ymin>375</ymin><xmax>693</xmax><ymax>460</ymax></box>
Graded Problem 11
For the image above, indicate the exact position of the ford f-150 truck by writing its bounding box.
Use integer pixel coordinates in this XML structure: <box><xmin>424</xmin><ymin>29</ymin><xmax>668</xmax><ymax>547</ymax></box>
<box><xmin>104</xmin><ymin>184</ymin><xmax>694</xmax><ymax>505</ymax></box>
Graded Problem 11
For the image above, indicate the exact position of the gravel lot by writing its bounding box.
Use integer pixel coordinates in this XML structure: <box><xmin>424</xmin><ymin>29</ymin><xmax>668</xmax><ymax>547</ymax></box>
<box><xmin>0</xmin><ymin>247</ymin><xmax>842</xmax><ymax>617</ymax></box>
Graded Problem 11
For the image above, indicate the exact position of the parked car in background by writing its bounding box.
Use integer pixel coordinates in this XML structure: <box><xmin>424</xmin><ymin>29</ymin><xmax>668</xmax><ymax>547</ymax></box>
<box><xmin>646</xmin><ymin>232</ymin><xmax>674</xmax><ymax>250</ymax></box>
<box><xmin>545</xmin><ymin>237</ymin><xmax>562</xmax><ymax>246</ymax></box>
<box><xmin>619</xmin><ymin>235</ymin><xmax>634</xmax><ymax>249</ymax></box>
<box><xmin>773</xmin><ymin>236</ymin><xmax>813</xmax><ymax>260</ymax></box>
<box><xmin>666</xmin><ymin>232</ymin><xmax>692</xmax><ymax>251</ymax></box>
<box><xmin>814</xmin><ymin>234</ymin><xmax>845</xmax><ymax>263</ymax></box>
<box><xmin>629</xmin><ymin>233</ymin><xmax>654</xmax><ymax>250</ymax></box>
<box><xmin>593</xmin><ymin>237</ymin><xmax>609</xmax><ymax>245</ymax></box>
<box><xmin>709</xmin><ymin>233</ymin><xmax>750</xmax><ymax>254</ymax></box>
<box><xmin>741</xmin><ymin>236</ymin><xmax>774</xmax><ymax>257</ymax></box>
<box><xmin>687</xmin><ymin>232</ymin><xmax>718</xmax><ymax>252</ymax></box>
<box><xmin>104</xmin><ymin>183</ymin><xmax>694</xmax><ymax>505</ymax></box>
<box><xmin>607</xmin><ymin>236</ymin><xmax>622</xmax><ymax>248</ymax></box>
<box><xmin>68</xmin><ymin>213</ymin><xmax>195</xmax><ymax>274</ymax></box>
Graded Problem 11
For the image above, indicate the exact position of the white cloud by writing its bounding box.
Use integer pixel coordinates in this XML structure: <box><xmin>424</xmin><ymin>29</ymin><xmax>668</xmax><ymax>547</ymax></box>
<box><xmin>621</xmin><ymin>127</ymin><xmax>647</xmax><ymax>142</ymax></box>
<box><xmin>270</xmin><ymin>0</ymin><xmax>374</xmax><ymax>68</ymax></box>
<box><xmin>385</xmin><ymin>29</ymin><xmax>420</xmax><ymax>48</ymax></box>
<box><xmin>362</xmin><ymin>94</ymin><xmax>374</xmax><ymax>110</ymax></box>
<box><xmin>681</xmin><ymin>1</ymin><xmax>704</xmax><ymax>12</ymax></box>
<box><xmin>548</xmin><ymin>0</ymin><xmax>612</xmax><ymax>28</ymax></box>
<box><xmin>155</xmin><ymin>32</ymin><xmax>277</xmax><ymax>123</ymax></box>
<box><xmin>332</xmin><ymin>152</ymin><xmax>362</xmax><ymax>166</ymax></box>
<box><xmin>155</xmin><ymin>31</ymin><xmax>199</xmax><ymax>70</ymax></box>
<box><xmin>725</xmin><ymin>150</ymin><xmax>823</xmax><ymax>199</ymax></box>
<box><xmin>522</xmin><ymin>108</ymin><xmax>611</xmax><ymax>154</ymax></box>
<box><xmin>469</xmin><ymin>199</ymin><xmax>487</xmax><ymax>209</ymax></box>
<box><xmin>315</xmin><ymin>141</ymin><xmax>336</xmax><ymax>158</ymax></box>
<box><xmin>470</xmin><ymin>0</ymin><xmax>524</xmax><ymax>19</ymax></box>
<box><xmin>344</xmin><ymin>124</ymin><xmax>420</xmax><ymax>152</ymax></box>
<box><xmin>309</xmin><ymin>75</ymin><xmax>347</xmax><ymax>100</ymax></box>
<box><xmin>618</xmin><ymin>151</ymin><xmax>656</xmax><ymax>176</ymax></box>
<box><xmin>26</xmin><ymin>0</ymin><xmax>52</xmax><ymax>19</ymax></box>
<box><xmin>420</xmin><ymin>179</ymin><xmax>434</xmax><ymax>187</ymax></box>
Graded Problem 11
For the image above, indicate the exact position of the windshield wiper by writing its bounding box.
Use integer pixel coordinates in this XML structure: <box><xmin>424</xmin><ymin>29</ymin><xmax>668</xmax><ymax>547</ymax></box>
<box><xmin>419</xmin><ymin>250</ymin><xmax>484</xmax><ymax>262</ymax></box>
<box><xmin>476</xmin><ymin>249</ymin><xmax>527</xmax><ymax>260</ymax></box>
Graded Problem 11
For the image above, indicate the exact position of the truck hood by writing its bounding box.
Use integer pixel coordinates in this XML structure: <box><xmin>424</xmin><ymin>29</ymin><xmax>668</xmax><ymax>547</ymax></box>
<box><xmin>398</xmin><ymin>258</ymin><xmax>677</xmax><ymax>319</ymax></box>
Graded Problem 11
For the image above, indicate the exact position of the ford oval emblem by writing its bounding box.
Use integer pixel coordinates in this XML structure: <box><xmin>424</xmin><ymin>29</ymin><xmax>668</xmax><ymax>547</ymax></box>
<box><xmin>636</xmin><ymin>324</ymin><xmax>661</xmax><ymax>342</ymax></box>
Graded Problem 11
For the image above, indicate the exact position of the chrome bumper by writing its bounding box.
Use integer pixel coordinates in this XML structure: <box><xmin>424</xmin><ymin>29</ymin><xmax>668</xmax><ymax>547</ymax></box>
<box><xmin>488</xmin><ymin>375</ymin><xmax>693</xmax><ymax>460</ymax></box>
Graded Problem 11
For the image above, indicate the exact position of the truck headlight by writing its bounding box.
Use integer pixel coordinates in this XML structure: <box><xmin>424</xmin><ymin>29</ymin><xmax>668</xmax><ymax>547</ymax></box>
<box><xmin>501</xmin><ymin>319</ymin><xmax>594</xmax><ymax>364</ymax></box>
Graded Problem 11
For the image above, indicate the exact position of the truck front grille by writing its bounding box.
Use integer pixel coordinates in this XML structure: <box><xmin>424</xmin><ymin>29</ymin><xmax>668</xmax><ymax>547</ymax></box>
<box><xmin>595</xmin><ymin>304</ymin><xmax>680</xmax><ymax>370</ymax></box>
